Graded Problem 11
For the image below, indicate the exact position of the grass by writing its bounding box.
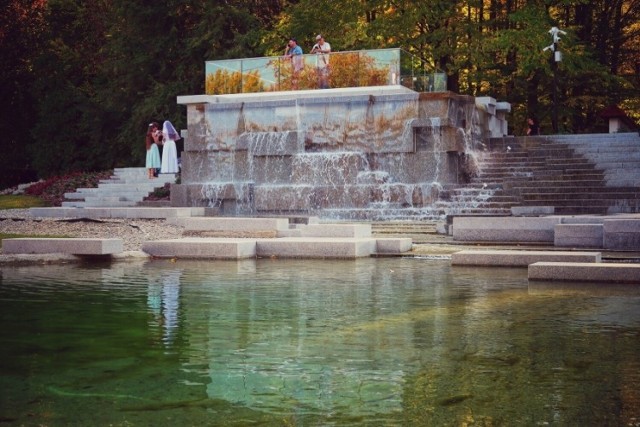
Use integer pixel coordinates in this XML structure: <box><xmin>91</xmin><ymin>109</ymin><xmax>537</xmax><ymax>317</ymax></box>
<box><xmin>0</xmin><ymin>195</ymin><xmax>66</xmax><ymax>250</ymax></box>
<box><xmin>1</xmin><ymin>172</ymin><xmax>113</xmax><ymax>250</ymax></box>
<box><xmin>0</xmin><ymin>195</ymin><xmax>49</xmax><ymax>209</ymax></box>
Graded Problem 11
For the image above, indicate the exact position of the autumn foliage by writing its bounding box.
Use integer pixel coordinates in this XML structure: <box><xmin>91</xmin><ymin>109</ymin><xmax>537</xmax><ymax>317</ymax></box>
<box><xmin>206</xmin><ymin>52</ymin><xmax>392</xmax><ymax>94</ymax></box>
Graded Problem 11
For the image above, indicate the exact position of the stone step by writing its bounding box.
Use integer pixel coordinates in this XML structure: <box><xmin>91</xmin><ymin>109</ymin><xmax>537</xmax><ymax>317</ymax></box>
<box><xmin>103</xmin><ymin>172</ymin><xmax>177</xmax><ymax>181</ymax></box>
<box><xmin>606</xmin><ymin>179</ymin><xmax>640</xmax><ymax>187</ymax></box>
<box><xmin>522</xmin><ymin>192</ymin><xmax>640</xmax><ymax>201</ymax></box>
<box><xmin>506</xmin><ymin>180</ymin><xmax>605</xmax><ymax>188</ymax></box>
<box><xmin>447</xmin><ymin>195</ymin><xmax>520</xmax><ymax>202</ymax></box>
<box><xmin>516</xmin><ymin>186</ymin><xmax>638</xmax><ymax>194</ymax></box>
<box><xmin>553</xmin><ymin>206</ymin><xmax>609</xmax><ymax>215</ymax></box>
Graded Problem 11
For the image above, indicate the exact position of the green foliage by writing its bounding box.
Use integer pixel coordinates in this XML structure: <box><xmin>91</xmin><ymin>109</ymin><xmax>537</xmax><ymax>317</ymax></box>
<box><xmin>0</xmin><ymin>0</ymin><xmax>48</xmax><ymax>186</ymax></box>
<box><xmin>145</xmin><ymin>182</ymin><xmax>172</xmax><ymax>201</ymax></box>
<box><xmin>0</xmin><ymin>0</ymin><xmax>638</xmax><ymax>178</ymax></box>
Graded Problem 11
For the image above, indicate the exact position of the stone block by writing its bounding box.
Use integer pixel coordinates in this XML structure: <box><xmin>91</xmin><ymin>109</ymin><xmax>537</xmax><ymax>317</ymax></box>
<box><xmin>299</xmin><ymin>224</ymin><xmax>372</xmax><ymax>238</ymax></box>
<box><xmin>375</xmin><ymin>238</ymin><xmax>412</xmax><ymax>253</ymax></box>
<box><xmin>511</xmin><ymin>206</ymin><xmax>555</xmax><ymax>216</ymax></box>
<box><xmin>603</xmin><ymin>219</ymin><xmax>640</xmax><ymax>250</ymax></box>
<box><xmin>451</xmin><ymin>250</ymin><xmax>601</xmax><ymax>267</ymax></box>
<box><xmin>256</xmin><ymin>237</ymin><xmax>376</xmax><ymax>258</ymax></box>
<box><xmin>2</xmin><ymin>238</ymin><xmax>123</xmax><ymax>255</ymax></box>
<box><xmin>528</xmin><ymin>262</ymin><xmax>640</xmax><ymax>283</ymax></box>
<box><xmin>452</xmin><ymin>216</ymin><xmax>561</xmax><ymax>242</ymax></box>
<box><xmin>142</xmin><ymin>238</ymin><xmax>257</xmax><ymax>259</ymax></box>
<box><xmin>554</xmin><ymin>224</ymin><xmax>603</xmax><ymax>248</ymax></box>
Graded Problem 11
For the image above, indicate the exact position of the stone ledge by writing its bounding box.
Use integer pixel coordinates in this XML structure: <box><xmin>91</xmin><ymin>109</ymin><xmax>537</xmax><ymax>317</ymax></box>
<box><xmin>451</xmin><ymin>250</ymin><xmax>601</xmax><ymax>267</ymax></box>
<box><xmin>528</xmin><ymin>262</ymin><xmax>640</xmax><ymax>283</ymax></box>
<box><xmin>2</xmin><ymin>238</ymin><xmax>123</xmax><ymax>255</ymax></box>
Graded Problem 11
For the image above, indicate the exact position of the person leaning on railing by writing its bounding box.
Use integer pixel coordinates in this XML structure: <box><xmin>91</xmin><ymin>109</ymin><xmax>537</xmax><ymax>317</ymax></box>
<box><xmin>310</xmin><ymin>34</ymin><xmax>331</xmax><ymax>89</ymax></box>
<box><xmin>284</xmin><ymin>38</ymin><xmax>304</xmax><ymax>90</ymax></box>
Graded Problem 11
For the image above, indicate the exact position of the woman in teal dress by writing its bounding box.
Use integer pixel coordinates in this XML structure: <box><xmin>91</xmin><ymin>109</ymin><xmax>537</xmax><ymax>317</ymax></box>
<box><xmin>145</xmin><ymin>122</ymin><xmax>161</xmax><ymax>178</ymax></box>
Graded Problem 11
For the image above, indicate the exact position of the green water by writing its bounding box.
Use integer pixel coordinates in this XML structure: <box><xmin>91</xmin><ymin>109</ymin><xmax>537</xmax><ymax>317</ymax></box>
<box><xmin>1</xmin><ymin>258</ymin><xmax>639</xmax><ymax>426</ymax></box>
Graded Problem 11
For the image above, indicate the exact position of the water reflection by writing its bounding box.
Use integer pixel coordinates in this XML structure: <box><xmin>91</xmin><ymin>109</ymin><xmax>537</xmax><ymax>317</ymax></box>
<box><xmin>0</xmin><ymin>259</ymin><xmax>639</xmax><ymax>426</ymax></box>
<box><xmin>146</xmin><ymin>266</ymin><xmax>183</xmax><ymax>346</ymax></box>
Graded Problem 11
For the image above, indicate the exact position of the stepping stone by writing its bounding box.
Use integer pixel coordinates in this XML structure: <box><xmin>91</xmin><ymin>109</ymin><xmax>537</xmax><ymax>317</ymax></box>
<box><xmin>451</xmin><ymin>249</ymin><xmax>601</xmax><ymax>267</ymax></box>
<box><xmin>256</xmin><ymin>237</ymin><xmax>376</xmax><ymax>259</ymax></box>
<box><xmin>528</xmin><ymin>262</ymin><xmax>640</xmax><ymax>283</ymax></box>
<box><xmin>2</xmin><ymin>238</ymin><xmax>123</xmax><ymax>255</ymax></box>
<box><xmin>142</xmin><ymin>238</ymin><xmax>257</xmax><ymax>259</ymax></box>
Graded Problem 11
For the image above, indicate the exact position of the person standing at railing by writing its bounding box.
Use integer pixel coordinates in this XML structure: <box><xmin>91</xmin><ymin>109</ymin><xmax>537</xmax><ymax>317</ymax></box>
<box><xmin>284</xmin><ymin>38</ymin><xmax>304</xmax><ymax>89</ymax></box>
<box><xmin>311</xmin><ymin>34</ymin><xmax>331</xmax><ymax>89</ymax></box>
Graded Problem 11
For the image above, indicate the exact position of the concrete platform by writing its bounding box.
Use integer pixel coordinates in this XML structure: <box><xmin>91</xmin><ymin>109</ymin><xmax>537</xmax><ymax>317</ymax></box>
<box><xmin>256</xmin><ymin>237</ymin><xmax>377</xmax><ymax>258</ymax></box>
<box><xmin>29</xmin><ymin>207</ymin><xmax>204</xmax><ymax>219</ymax></box>
<box><xmin>142</xmin><ymin>238</ymin><xmax>257</xmax><ymax>259</ymax></box>
<box><xmin>171</xmin><ymin>217</ymin><xmax>290</xmax><ymax>233</ymax></box>
<box><xmin>299</xmin><ymin>223</ymin><xmax>372</xmax><ymax>238</ymax></box>
<box><xmin>529</xmin><ymin>262</ymin><xmax>640</xmax><ymax>283</ymax></box>
<box><xmin>2</xmin><ymin>238</ymin><xmax>123</xmax><ymax>255</ymax></box>
<box><xmin>452</xmin><ymin>216</ymin><xmax>560</xmax><ymax>242</ymax></box>
<box><xmin>451</xmin><ymin>249</ymin><xmax>601</xmax><ymax>267</ymax></box>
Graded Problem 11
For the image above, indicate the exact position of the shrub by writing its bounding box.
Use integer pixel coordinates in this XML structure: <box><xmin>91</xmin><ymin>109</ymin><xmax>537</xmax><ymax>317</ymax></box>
<box><xmin>25</xmin><ymin>170</ymin><xmax>113</xmax><ymax>206</ymax></box>
<box><xmin>145</xmin><ymin>182</ymin><xmax>171</xmax><ymax>201</ymax></box>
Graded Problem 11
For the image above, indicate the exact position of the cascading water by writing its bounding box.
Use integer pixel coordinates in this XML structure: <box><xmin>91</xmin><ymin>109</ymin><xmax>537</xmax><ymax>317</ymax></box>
<box><xmin>174</xmin><ymin>88</ymin><xmax>510</xmax><ymax>220</ymax></box>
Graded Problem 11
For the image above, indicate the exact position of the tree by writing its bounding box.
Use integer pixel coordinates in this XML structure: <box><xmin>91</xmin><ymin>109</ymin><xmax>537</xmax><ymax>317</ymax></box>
<box><xmin>0</xmin><ymin>0</ymin><xmax>47</xmax><ymax>186</ymax></box>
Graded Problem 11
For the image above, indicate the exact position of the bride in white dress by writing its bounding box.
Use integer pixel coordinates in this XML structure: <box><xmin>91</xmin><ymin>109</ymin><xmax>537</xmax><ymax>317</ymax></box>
<box><xmin>160</xmin><ymin>120</ymin><xmax>180</xmax><ymax>174</ymax></box>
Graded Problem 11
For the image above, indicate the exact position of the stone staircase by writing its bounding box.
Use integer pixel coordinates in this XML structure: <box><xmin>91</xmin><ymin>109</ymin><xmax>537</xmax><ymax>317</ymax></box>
<box><xmin>62</xmin><ymin>167</ymin><xmax>177</xmax><ymax>207</ymax></box>
<box><xmin>452</xmin><ymin>133</ymin><xmax>640</xmax><ymax>215</ymax></box>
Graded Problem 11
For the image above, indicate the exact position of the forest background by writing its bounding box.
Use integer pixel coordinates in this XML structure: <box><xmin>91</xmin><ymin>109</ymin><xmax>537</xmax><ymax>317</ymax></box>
<box><xmin>1</xmin><ymin>0</ymin><xmax>638</xmax><ymax>187</ymax></box>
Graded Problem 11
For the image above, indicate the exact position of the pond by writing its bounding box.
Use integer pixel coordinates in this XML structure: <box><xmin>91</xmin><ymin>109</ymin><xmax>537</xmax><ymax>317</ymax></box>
<box><xmin>1</xmin><ymin>258</ymin><xmax>639</xmax><ymax>426</ymax></box>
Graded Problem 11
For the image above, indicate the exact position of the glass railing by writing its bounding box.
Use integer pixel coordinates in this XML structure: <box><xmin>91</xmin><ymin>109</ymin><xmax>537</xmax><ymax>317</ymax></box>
<box><xmin>205</xmin><ymin>48</ymin><xmax>446</xmax><ymax>94</ymax></box>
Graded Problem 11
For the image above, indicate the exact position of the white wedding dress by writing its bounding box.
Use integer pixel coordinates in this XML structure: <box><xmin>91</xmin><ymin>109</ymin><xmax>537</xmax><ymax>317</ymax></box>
<box><xmin>160</xmin><ymin>139</ymin><xmax>179</xmax><ymax>173</ymax></box>
<box><xmin>160</xmin><ymin>120</ymin><xmax>180</xmax><ymax>174</ymax></box>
